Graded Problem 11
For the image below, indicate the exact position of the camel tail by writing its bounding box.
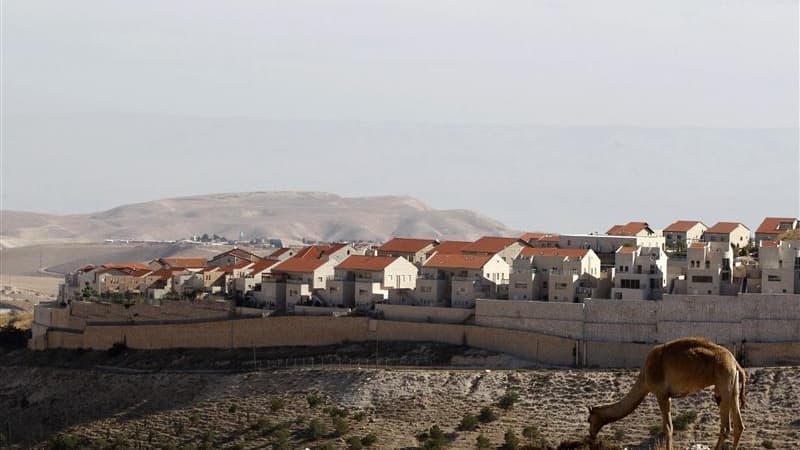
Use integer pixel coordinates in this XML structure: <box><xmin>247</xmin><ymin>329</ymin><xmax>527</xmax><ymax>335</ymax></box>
<box><xmin>736</xmin><ymin>363</ymin><xmax>746</xmax><ymax>410</ymax></box>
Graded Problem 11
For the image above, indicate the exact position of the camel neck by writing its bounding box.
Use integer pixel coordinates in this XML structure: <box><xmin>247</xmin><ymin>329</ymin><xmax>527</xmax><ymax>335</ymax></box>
<box><xmin>597</xmin><ymin>375</ymin><xmax>649</xmax><ymax>424</ymax></box>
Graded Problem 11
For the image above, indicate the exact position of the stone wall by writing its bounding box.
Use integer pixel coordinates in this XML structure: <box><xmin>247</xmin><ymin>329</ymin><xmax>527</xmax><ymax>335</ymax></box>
<box><xmin>376</xmin><ymin>304</ymin><xmax>473</xmax><ymax>324</ymax></box>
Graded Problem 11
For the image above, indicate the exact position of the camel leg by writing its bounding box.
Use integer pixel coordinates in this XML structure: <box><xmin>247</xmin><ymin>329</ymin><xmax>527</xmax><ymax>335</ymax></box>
<box><xmin>730</xmin><ymin>376</ymin><xmax>745</xmax><ymax>450</ymax></box>
<box><xmin>656</xmin><ymin>394</ymin><xmax>673</xmax><ymax>450</ymax></box>
<box><xmin>713</xmin><ymin>390</ymin><xmax>732</xmax><ymax>450</ymax></box>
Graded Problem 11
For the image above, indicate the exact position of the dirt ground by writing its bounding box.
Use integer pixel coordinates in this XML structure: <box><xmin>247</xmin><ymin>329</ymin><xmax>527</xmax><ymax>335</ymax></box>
<box><xmin>1</xmin><ymin>354</ymin><xmax>798</xmax><ymax>449</ymax></box>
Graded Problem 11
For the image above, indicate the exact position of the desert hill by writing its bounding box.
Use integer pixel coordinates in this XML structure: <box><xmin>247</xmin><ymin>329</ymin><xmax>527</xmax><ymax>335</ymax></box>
<box><xmin>0</xmin><ymin>191</ymin><xmax>516</xmax><ymax>248</ymax></box>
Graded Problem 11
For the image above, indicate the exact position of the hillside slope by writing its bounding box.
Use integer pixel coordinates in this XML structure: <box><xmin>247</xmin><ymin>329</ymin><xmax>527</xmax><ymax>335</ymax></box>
<box><xmin>0</xmin><ymin>191</ymin><xmax>516</xmax><ymax>247</ymax></box>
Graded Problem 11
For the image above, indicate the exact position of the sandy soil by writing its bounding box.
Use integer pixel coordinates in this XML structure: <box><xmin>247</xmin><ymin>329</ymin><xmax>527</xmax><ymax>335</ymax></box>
<box><xmin>1</xmin><ymin>363</ymin><xmax>797</xmax><ymax>450</ymax></box>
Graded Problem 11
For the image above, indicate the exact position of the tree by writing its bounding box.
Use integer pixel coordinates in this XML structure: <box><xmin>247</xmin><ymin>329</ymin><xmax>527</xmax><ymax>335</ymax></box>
<box><xmin>475</xmin><ymin>433</ymin><xmax>491</xmax><ymax>450</ymax></box>
<box><xmin>459</xmin><ymin>413</ymin><xmax>479</xmax><ymax>431</ymax></box>
<box><xmin>478</xmin><ymin>406</ymin><xmax>497</xmax><ymax>423</ymax></box>
<box><xmin>497</xmin><ymin>391</ymin><xmax>520</xmax><ymax>410</ymax></box>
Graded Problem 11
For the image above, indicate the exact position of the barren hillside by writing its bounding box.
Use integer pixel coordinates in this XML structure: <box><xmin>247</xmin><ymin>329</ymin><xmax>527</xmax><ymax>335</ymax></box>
<box><xmin>1</xmin><ymin>346</ymin><xmax>798</xmax><ymax>449</ymax></box>
<box><xmin>0</xmin><ymin>192</ymin><xmax>515</xmax><ymax>248</ymax></box>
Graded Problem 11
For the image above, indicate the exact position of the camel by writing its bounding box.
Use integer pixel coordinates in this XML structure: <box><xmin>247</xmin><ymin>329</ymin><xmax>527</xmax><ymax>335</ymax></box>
<box><xmin>587</xmin><ymin>337</ymin><xmax>746</xmax><ymax>450</ymax></box>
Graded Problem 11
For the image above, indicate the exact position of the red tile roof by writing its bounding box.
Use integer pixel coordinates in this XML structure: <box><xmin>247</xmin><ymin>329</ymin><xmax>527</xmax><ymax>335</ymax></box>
<box><xmin>335</xmin><ymin>255</ymin><xmax>398</xmax><ymax>271</ymax></box>
<box><xmin>705</xmin><ymin>222</ymin><xmax>749</xmax><ymax>234</ymax></box>
<box><xmin>426</xmin><ymin>240</ymin><xmax>472</xmax><ymax>256</ymax></box>
<box><xmin>378</xmin><ymin>238</ymin><xmax>436</xmax><ymax>254</ymax></box>
<box><xmin>462</xmin><ymin>236</ymin><xmax>524</xmax><ymax>254</ymax></box>
<box><xmin>616</xmin><ymin>246</ymin><xmax>638</xmax><ymax>254</ymax></box>
<box><xmin>423</xmin><ymin>254</ymin><xmax>493</xmax><ymax>270</ymax></box>
<box><xmin>663</xmin><ymin>220</ymin><xmax>706</xmax><ymax>233</ymax></box>
<box><xmin>519</xmin><ymin>248</ymin><xmax>590</xmax><ymax>258</ymax></box>
<box><xmin>520</xmin><ymin>232</ymin><xmax>546</xmax><ymax>242</ymax></box>
<box><xmin>273</xmin><ymin>257</ymin><xmax>328</xmax><ymax>273</ymax></box>
<box><xmin>538</xmin><ymin>235</ymin><xmax>560</xmax><ymax>242</ymax></box>
<box><xmin>249</xmin><ymin>259</ymin><xmax>281</xmax><ymax>275</ymax></box>
<box><xmin>158</xmin><ymin>257</ymin><xmax>208</xmax><ymax>268</ymax></box>
<box><xmin>269</xmin><ymin>248</ymin><xmax>293</xmax><ymax>257</ymax></box>
<box><xmin>760</xmin><ymin>240</ymin><xmax>779</xmax><ymax>248</ymax></box>
<box><xmin>295</xmin><ymin>243</ymin><xmax>349</xmax><ymax>259</ymax></box>
<box><xmin>102</xmin><ymin>262</ymin><xmax>151</xmax><ymax>271</ymax></box>
<box><xmin>211</xmin><ymin>248</ymin><xmax>261</xmax><ymax>262</ymax></box>
<box><xmin>690</xmin><ymin>242</ymin><xmax>707</xmax><ymax>249</ymax></box>
<box><xmin>130</xmin><ymin>269</ymin><xmax>153</xmax><ymax>277</ymax></box>
<box><xmin>217</xmin><ymin>261</ymin><xmax>253</xmax><ymax>273</ymax></box>
<box><xmin>606</xmin><ymin>222</ymin><xmax>652</xmax><ymax>236</ymax></box>
<box><xmin>149</xmin><ymin>268</ymin><xmax>183</xmax><ymax>280</ymax></box>
<box><xmin>756</xmin><ymin>217</ymin><xmax>798</xmax><ymax>235</ymax></box>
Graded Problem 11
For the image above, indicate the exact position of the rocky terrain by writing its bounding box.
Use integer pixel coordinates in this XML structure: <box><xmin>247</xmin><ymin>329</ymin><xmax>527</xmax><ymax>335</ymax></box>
<box><xmin>0</xmin><ymin>344</ymin><xmax>798</xmax><ymax>450</ymax></box>
<box><xmin>1</xmin><ymin>191</ymin><xmax>516</xmax><ymax>248</ymax></box>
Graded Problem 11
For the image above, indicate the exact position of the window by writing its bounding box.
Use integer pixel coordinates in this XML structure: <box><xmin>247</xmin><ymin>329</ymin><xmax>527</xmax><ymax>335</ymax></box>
<box><xmin>514</xmin><ymin>283</ymin><xmax>527</xmax><ymax>289</ymax></box>
<box><xmin>620</xmin><ymin>279</ymin><xmax>640</xmax><ymax>289</ymax></box>
<box><xmin>692</xmin><ymin>275</ymin><xmax>713</xmax><ymax>283</ymax></box>
<box><xmin>705</xmin><ymin>261</ymin><xmax>710</xmax><ymax>269</ymax></box>
<box><xmin>768</xmin><ymin>275</ymin><xmax>781</xmax><ymax>282</ymax></box>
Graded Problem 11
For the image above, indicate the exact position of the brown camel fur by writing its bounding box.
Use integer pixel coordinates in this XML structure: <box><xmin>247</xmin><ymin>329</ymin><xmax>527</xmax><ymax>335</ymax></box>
<box><xmin>587</xmin><ymin>337</ymin><xmax>746</xmax><ymax>450</ymax></box>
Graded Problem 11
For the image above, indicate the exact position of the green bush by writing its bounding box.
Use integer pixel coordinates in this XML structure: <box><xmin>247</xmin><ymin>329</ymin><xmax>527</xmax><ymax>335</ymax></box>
<box><xmin>324</xmin><ymin>406</ymin><xmax>348</xmax><ymax>418</ymax></box>
<box><xmin>188</xmin><ymin>413</ymin><xmax>200</xmax><ymax>426</ymax></box>
<box><xmin>270</xmin><ymin>398</ymin><xmax>285</xmax><ymax>412</ymax></box>
<box><xmin>306</xmin><ymin>393</ymin><xmax>323</xmax><ymax>408</ymax></box>
<box><xmin>352</xmin><ymin>411</ymin><xmax>366</xmax><ymax>422</ymax></box>
<box><xmin>672</xmin><ymin>411</ymin><xmax>698</xmax><ymax>431</ymax></box>
<box><xmin>361</xmin><ymin>433</ymin><xmax>378</xmax><ymax>446</ymax></box>
<box><xmin>459</xmin><ymin>413</ymin><xmax>479</xmax><ymax>431</ymax></box>
<box><xmin>228</xmin><ymin>404</ymin><xmax>238</xmax><ymax>414</ymax></box>
<box><xmin>333</xmin><ymin>415</ymin><xmax>349</xmax><ymax>437</ymax></box>
<box><xmin>346</xmin><ymin>436</ymin><xmax>363</xmax><ymax>450</ymax></box>
<box><xmin>762</xmin><ymin>440</ymin><xmax>775</xmax><ymax>449</ymax></box>
<box><xmin>522</xmin><ymin>424</ymin><xmax>540</xmax><ymax>441</ymax></box>
<box><xmin>498</xmin><ymin>391</ymin><xmax>520</xmax><ymax>410</ymax></box>
<box><xmin>475</xmin><ymin>433</ymin><xmax>491</xmax><ymax>450</ymax></box>
<box><xmin>502</xmin><ymin>429</ymin><xmax>519</xmax><ymax>450</ymax></box>
<box><xmin>306</xmin><ymin>418</ymin><xmax>327</xmax><ymax>440</ymax></box>
<box><xmin>46</xmin><ymin>434</ymin><xmax>82</xmax><ymax>450</ymax></box>
<box><xmin>478</xmin><ymin>406</ymin><xmax>498</xmax><ymax>423</ymax></box>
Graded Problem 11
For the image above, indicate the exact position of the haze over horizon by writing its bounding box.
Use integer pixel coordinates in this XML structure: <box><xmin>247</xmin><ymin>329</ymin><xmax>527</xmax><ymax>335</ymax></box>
<box><xmin>2</xmin><ymin>1</ymin><xmax>798</xmax><ymax>233</ymax></box>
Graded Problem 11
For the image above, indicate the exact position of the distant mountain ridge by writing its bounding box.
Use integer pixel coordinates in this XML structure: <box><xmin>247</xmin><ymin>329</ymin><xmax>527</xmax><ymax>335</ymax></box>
<box><xmin>0</xmin><ymin>191</ymin><xmax>517</xmax><ymax>248</ymax></box>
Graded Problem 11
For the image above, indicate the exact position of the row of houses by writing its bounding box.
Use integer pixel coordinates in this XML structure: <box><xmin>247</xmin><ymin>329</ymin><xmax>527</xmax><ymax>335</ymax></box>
<box><xmin>60</xmin><ymin>217</ymin><xmax>800</xmax><ymax>311</ymax></box>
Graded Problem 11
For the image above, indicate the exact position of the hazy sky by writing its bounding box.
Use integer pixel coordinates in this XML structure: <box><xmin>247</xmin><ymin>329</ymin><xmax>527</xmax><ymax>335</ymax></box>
<box><xmin>2</xmin><ymin>1</ymin><xmax>799</xmax><ymax>232</ymax></box>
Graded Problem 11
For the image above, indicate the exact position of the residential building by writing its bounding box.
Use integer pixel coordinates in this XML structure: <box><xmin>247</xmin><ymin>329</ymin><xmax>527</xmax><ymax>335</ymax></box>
<box><xmin>702</xmin><ymin>222</ymin><xmax>751</xmax><ymax>251</ymax></box>
<box><xmin>329</xmin><ymin>256</ymin><xmax>418</xmax><ymax>307</ymax></box>
<box><xmin>377</xmin><ymin>238</ymin><xmax>437</xmax><ymax>265</ymax></box>
<box><xmin>424</xmin><ymin>240</ymin><xmax>472</xmax><ymax>258</ymax></box>
<box><xmin>527</xmin><ymin>234</ymin><xmax>560</xmax><ymax>248</ymax></box>
<box><xmin>558</xmin><ymin>234</ymin><xmax>666</xmax><ymax>268</ymax></box>
<box><xmin>268</xmin><ymin>247</ymin><xmax>297</xmax><ymax>261</ymax></box>
<box><xmin>461</xmin><ymin>236</ymin><xmax>529</xmax><ymax>263</ymax></box>
<box><xmin>231</xmin><ymin>258</ymin><xmax>281</xmax><ymax>297</ymax></box>
<box><xmin>686</xmin><ymin>242</ymin><xmax>735</xmax><ymax>295</ymax></box>
<box><xmin>261</xmin><ymin>257</ymin><xmax>336</xmax><ymax>311</ymax></box>
<box><xmin>419</xmin><ymin>253</ymin><xmax>509</xmax><ymax>308</ymax></box>
<box><xmin>606</xmin><ymin>222</ymin><xmax>657</xmax><ymax>237</ymax></box>
<box><xmin>510</xmin><ymin>248</ymin><xmax>601</xmax><ymax>302</ymax></box>
<box><xmin>295</xmin><ymin>243</ymin><xmax>362</xmax><ymax>264</ymax></box>
<box><xmin>755</xmin><ymin>217</ymin><xmax>799</xmax><ymax>243</ymax></box>
<box><xmin>759</xmin><ymin>239</ymin><xmax>800</xmax><ymax>294</ymax></box>
<box><xmin>610</xmin><ymin>246</ymin><xmax>668</xmax><ymax>300</ymax></box>
<box><xmin>207</xmin><ymin>248</ymin><xmax>262</xmax><ymax>268</ymax></box>
<box><xmin>663</xmin><ymin>220</ymin><xmax>708</xmax><ymax>253</ymax></box>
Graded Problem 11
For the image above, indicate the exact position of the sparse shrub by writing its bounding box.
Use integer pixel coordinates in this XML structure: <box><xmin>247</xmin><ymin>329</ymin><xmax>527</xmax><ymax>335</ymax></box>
<box><xmin>201</xmin><ymin>430</ymin><xmax>215</xmax><ymax>444</ymax></box>
<box><xmin>648</xmin><ymin>424</ymin><xmax>662</xmax><ymax>436</ymax></box>
<box><xmin>270</xmin><ymin>398</ymin><xmax>285</xmax><ymax>412</ymax></box>
<box><xmin>612</xmin><ymin>429</ymin><xmax>625</xmax><ymax>441</ymax></box>
<box><xmin>325</xmin><ymin>406</ymin><xmax>348</xmax><ymax>418</ymax></box>
<box><xmin>314</xmin><ymin>445</ymin><xmax>336</xmax><ymax>450</ymax></box>
<box><xmin>333</xmin><ymin>415</ymin><xmax>349</xmax><ymax>437</ymax></box>
<box><xmin>188</xmin><ymin>413</ymin><xmax>200</xmax><ymax>426</ymax></box>
<box><xmin>306</xmin><ymin>418</ymin><xmax>327</xmax><ymax>440</ymax></box>
<box><xmin>459</xmin><ymin>413</ymin><xmax>479</xmax><ymax>431</ymax></box>
<box><xmin>306</xmin><ymin>392</ymin><xmax>323</xmax><ymax>408</ymax></box>
<box><xmin>502</xmin><ymin>429</ymin><xmax>520</xmax><ymax>450</ymax></box>
<box><xmin>228</xmin><ymin>404</ymin><xmax>238</xmax><ymax>414</ymax></box>
<box><xmin>479</xmin><ymin>406</ymin><xmax>498</xmax><ymax>423</ymax></box>
<box><xmin>672</xmin><ymin>411</ymin><xmax>697</xmax><ymax>431</ymax></box>
<box><xmin>160</xmin><ymin>443</ymin><xmax>178</xmax><ymax>450</ymax></box>
<box><xmin>227</xmin><ymin>444</ymin><xmax>245</xmax><ymax>450</ymax></box>
<box><xmin>346</xmin><ymin>436</ymin><xmax>363</xmax><ymax>450</ymax></box>
<box><xmin>352</xmin><ymin>411</ymin><xmax>366</xmax><ymax>422</ymax></box>
<box><xmin>762</xmin><ymin>440</ymin><xmax>775</xmax><ymax>449</ymax></box>
<box><xmin>361</xmin><ymin>432</ymin><xmax>378</xmax><ymax>446</ymax></box>
<box><xmin>271</xmin><ymin>427</ymin><xmax>291</xmax><ymax>450</ymax></box>
<box><xmin>498</xmin><ymin>391</ymin><xmax>520</xmax><ymax>410</ymax></box>
<box><xmin>46</xmin><ymin>434</ymin><xmax>82</xmax><ymax>450</ymax></box>
<box><xmin>475</xmin><ymin>433</ymin><xmax>491</xmax><ymax>449</ymax></box>
<box><xmin>522</xmin><ymin>424</ymin><xmax>541</xmax><ymax>441</ymax></box>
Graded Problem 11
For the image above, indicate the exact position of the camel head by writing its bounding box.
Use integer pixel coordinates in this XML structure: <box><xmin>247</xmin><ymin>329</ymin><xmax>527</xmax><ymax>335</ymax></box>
<box><xmin>586</xmin><ymin>406</ymin><xmax>605</xmax><ymax>439</ymax></box>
